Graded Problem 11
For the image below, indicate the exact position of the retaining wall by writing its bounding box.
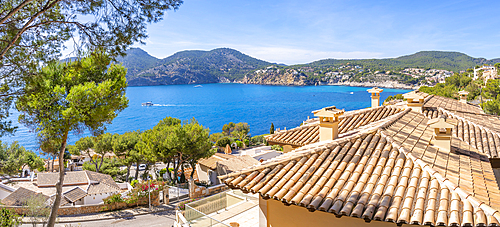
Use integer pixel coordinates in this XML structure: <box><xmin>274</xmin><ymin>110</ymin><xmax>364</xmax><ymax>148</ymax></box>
<box><xmin>2</xmin><ymin>193</ymin><xmax>160</xmax><ymax>216</ymax></box>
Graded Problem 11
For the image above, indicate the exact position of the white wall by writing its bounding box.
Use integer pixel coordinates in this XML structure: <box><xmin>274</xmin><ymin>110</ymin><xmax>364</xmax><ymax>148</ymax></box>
<box><xmin>83</xmin><ymin>192</ymin><xmax>112</xmax><ymax>205</ymax></box>
<box><xmin>196</xmin><ymin>164</ymin><xmax>210</xmax><ymax>182</ymax></box>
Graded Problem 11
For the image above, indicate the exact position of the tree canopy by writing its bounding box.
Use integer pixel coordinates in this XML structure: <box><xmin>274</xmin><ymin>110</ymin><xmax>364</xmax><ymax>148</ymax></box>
<box><xmin>0</xmin><ymin>0</ymin><xmax>183</xmax><ymax>136</ymax></box>
<box><xmin>140</xmin><ymin>117</ymin><xmax>213</xmax><ymax>183</ymax></box>
<box><xmin>0</xmin><ymin>141</ymin><xmax>44</xmax><ymax>175</ymax></box>
<box><xmin>15</xmin><ymin>52</ymin><xmax>128</xmax><ymax>226</ymax></box>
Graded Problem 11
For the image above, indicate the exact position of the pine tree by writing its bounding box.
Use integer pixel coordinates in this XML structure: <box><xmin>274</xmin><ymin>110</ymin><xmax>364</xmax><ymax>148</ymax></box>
<box><xmin>270</xmin><ymin>123</ymin><xmax>275</xmax><ymax>134</ymax></box>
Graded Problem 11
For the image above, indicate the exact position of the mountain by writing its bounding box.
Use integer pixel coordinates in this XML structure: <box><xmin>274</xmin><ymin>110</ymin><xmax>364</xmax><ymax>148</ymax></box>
<box><xmin>109</xmin><ymin>48</ymin><xmax>499</xmax><ymax>87</ymax></box>
<box><xmin>116</xmin><ymin>48</ymin><xmax>160</xmax><ymax>78</ymax></box>
<box><xmin>124</xmin><ymin>48</ymin><xmax>271</xmax><ymax>86</ymax></box>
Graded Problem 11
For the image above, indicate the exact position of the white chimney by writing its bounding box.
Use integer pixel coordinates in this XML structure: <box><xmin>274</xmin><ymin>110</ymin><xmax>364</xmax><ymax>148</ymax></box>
<box><xmin>458</xmin><ymin>91</ymin><xmax>469</xmax><ymax>104</ymax></box>
<box><xmin>403</xmin><ymin>92</ymin><xmax>425</xmax><ymax>113</ymax></box>
<box><xmin>427</xmin><ymin>116</ymin><xmax>457</xmax><ymax>152</ymax></box>
<box><xmin>367</xmin><ymin>87</ymin><xmax>383</xmax><ymax>108</ymax></box>
<box><xmin>313</xmin><ymin>106</ymin><xmax>345</xmax><ymax>141</ymax></box>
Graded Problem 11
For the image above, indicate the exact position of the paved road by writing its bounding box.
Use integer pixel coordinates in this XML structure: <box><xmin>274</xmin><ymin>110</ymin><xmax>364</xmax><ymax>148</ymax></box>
<box><xmin>20</xmin><ymin>210</ymin><xmax>176</xmax><ymax>227</ymax></box>
<box><xmin>60</xmin><ymin>210</ymin><xmax>175</xmax><ymax>227</ymax></box>
<box><xmin>75</xmin><ymin>210</ymin><xmax>176</xmax><ymax>227</ymax></box>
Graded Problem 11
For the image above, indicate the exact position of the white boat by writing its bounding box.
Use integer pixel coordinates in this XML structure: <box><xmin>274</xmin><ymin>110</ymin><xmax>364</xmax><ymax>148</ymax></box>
<box><xmin>194</xmin><ymin>85</ymin><xmax>203</xmax><ymax>88</ymax></box>
<box><xmin>350</xmin><ymin>92</ymin><xmax>354</xmax><ymax>94</ymax></box>
<box><xmin>141</xmin><ymin>101</ymin><xmax>153</xmax><ymax>106</ymax></box>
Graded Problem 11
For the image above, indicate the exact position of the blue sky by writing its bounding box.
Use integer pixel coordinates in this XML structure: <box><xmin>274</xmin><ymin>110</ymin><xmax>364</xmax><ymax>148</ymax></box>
<box><xmin>70</xmin><ymin>0</ymin><xmax>500</xmax><ymax>65</ymax></box>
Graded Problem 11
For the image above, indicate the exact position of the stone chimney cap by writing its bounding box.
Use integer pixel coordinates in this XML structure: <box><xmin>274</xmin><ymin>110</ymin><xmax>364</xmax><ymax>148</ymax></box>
<box><xmin>403</xmin><ymin>92</ymin><xmax>424</xmax><ymax>101</ymax></box>
<box><xmin>313</xmin><ymin>106</ymin><xmax>345</xmax><ymax>117</ymax></box>
<box><xmin>427</xmin><ymin>116</ymin><xmax>457</xmax><ymax>129</ymax></box>
<box><xmin>458</xmin><ymin>90</ymin><xmax>469</xmax><ymax>95</ymax></box>
<box><xmin>367</xmin><ymin>87</ymin><xmax>383</xmax><ymax>94</ymax></box>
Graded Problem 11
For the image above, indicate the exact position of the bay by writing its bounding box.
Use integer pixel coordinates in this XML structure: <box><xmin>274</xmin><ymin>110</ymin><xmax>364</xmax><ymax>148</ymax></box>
<box><xmin>2</xmin><ymin>83</ymin><xmax>409</xmax><ymax>152</ymax></box>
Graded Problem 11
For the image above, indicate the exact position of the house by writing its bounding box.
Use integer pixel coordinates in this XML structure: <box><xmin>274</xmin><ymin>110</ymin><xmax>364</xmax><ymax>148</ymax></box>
<box><xmin>2</xmin><ymin>170</ymin><xmax>122</xmax><ymax>206</ymax></box>
<box><xmin>196</xmin><ymin>153</ymin><xmax>259</xmax><ymax>185</ymax></box>
<box><xmin>220</xmin><ymin>89</ymin><xmax>500</xmax><ymax>227</ymax></box>
<box><xmin>474</xmin><ymin>65</ymin><xmax>498</xmax><ymax>81</ymax></box>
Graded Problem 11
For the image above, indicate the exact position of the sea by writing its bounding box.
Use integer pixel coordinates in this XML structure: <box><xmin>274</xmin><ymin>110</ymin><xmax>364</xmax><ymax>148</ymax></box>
<box><xmin>2</xmin><ymin>83</ymin><xmax>409</xmax><ymax>153</ymax></box>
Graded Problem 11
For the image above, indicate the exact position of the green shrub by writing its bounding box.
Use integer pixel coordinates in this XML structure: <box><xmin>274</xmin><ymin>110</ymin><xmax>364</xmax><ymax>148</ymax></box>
<box><xmin>159</xmin><ymin>168</ymin><xmax>167</xmax><ymax>176</ymax></box>
<box><xmin>131</xmin><ymin>179</ymin><xmax>139</xmax><ymax>187</ymax></box>
<box><xmin>0</xmin><ymin>208</ymin><xmax>21</xmax><ymax>227</ymax></box>
<box><xmin>271</xmin><ymin>145</ymin><xmax>283</xmax><ymax>151</ymax></box>
<box><xmin>216</xmin><ymin>137</ymin><xmax>231</xmax><ymax>147</ymax></box>
<box><xmin>251</xmin><ymin>135</ymin><xmax>266</xmax><ymax>145</ymax></box>
<box><xmin>235</xmin><ymin>140</ymin><xmax>243</xmax><ymax>148</ymax></box>
<box><xmin>104</xmin><ymin>193</ymin><xmax>124</xmax><ymax>204</ymax></box>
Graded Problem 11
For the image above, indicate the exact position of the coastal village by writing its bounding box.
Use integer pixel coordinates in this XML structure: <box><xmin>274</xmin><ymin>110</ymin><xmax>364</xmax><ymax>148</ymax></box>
<box><xmin>4</xmin><ymin>84</ymin><xmax>500</xmax><ymax>227</ymax></box>
<box><xmin>3</xmin><ymin>1</ymin><xmax>500</xmax><ymax>227</ymax></box>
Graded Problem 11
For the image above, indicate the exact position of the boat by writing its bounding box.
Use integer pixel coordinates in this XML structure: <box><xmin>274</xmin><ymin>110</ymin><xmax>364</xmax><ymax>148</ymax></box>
<box><xmin>194</xmin><ymin>85</ymin><xmax>203</xmax><ymax>88</ymax></box>
<box><xmin>350</xmin><ymin>92</ymin><xmax>354</xmax><ymax>94</ymax></box>
<box><xmin>141</xmin><ymin>101</ymin><xmax>153</xmax><ymax>106</ymax></box>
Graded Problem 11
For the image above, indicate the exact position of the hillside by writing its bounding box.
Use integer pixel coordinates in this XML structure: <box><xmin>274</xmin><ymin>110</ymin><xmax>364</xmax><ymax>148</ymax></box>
<box><xmin>112</xmin><ymin>48</ymin><xmax>500</xmax><ymax>87</ymax></box>
<box><xmin>306</xmin><ymin>51</ymin><xmax>500</xmax><ymax>72</ymax></box>
<box><xmin>116</xmin><ymin>48</ymin><xmax>160</xmax><ymax>78</ymax></box>
<box><xmin>125</xmin><ymin>48</ymin><xmax>271</xmax><ymax>86</ymax></box>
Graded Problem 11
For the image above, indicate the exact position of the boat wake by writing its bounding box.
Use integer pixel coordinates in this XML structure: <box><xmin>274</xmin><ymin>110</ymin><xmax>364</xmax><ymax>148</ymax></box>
<box><xmin>151</xmin><ymin>104</ymin><xmax>193</xmax><ymax>107</ymax></box>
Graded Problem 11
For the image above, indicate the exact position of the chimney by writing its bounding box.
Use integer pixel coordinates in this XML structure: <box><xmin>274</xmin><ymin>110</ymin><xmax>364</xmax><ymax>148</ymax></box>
<box><xmin>458</xmin><ymin>90</ymin><xmax>469</xmax><ymax>104</ymax></box>
<box><xmin>403</xmin><ymin>92</ymin><xmax>425</xmax><ymax>113</ymax></box>
<box><xmin>367</xmin><ymin>87</ymin><xmax>383</xmax><ymax>108</ymax></box>
<box><xmin>427</xmin><ymin>116</ymin><xmax>457</xmax><ymax>152</ymax></box>
<box><xmin>313</xmin><ymin>106</ymin><xmax>345</xmax><ymax>141</ymax></box>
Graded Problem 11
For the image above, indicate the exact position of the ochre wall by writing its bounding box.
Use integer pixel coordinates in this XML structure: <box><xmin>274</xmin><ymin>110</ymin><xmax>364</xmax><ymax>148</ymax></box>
<box><xmin>263</xmin><ymin>198</ymin><xmax>406</xmax><ymax>227</ymax></box>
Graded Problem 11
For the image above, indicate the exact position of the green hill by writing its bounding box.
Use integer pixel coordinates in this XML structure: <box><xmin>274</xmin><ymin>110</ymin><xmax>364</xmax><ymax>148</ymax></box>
<box><xmin>107</xmin><ymin>48</ymin><xmax>500</xmax><ymax>86</ymax></box>
<box><xmin>306</xmin><ymin>51</ymin><xmax>500</xmax><ymax>72</ymax></box>
<box><xmin>126</xmin><ymin>48</ymin><xmax>271</xmax><ymax>86</ymax></box>
<box><xmin>116</xmin><ymin>48</ymin><xmax>160</xmax><ymax>78</ymax></box>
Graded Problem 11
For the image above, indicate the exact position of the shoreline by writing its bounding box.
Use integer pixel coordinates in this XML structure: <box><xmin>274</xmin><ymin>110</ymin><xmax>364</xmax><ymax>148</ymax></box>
<box><xmin>127</xmin><ymin>81</ymin><xmax>417</xmax><ymax>90</ymax></box>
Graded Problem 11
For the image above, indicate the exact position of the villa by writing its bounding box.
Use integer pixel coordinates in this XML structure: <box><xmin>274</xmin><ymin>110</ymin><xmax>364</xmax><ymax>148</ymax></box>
<box><xmin>219</xmin><ymin>88</ymin><xmax>500</xmax><ymax>227</ymax></box>
<box><xmin>1</xmin><ymin>170</ymin><xmax>124</xmax><ymax>207</ymax></box>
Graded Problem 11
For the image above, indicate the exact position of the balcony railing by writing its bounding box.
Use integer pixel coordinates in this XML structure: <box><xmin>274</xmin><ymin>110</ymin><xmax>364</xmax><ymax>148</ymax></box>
<box><xmin>175</xmin><ymin>190</ymin><xmax>251</xmax><ymax>227</ymax></box>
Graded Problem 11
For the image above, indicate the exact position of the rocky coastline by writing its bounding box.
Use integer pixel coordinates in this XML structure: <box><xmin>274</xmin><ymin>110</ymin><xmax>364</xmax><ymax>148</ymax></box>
<box><xmin>234</xmin><ymin>80</ymin><xmax>416</xmax><ymax>90</ymax></box>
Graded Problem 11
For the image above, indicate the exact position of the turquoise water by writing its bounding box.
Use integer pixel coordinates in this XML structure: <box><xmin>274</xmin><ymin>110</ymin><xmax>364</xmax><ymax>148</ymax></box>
<box><xmin>2</xmin><ymin>83</ymin><xmax>409</xmax><ymax>152</ymax></box>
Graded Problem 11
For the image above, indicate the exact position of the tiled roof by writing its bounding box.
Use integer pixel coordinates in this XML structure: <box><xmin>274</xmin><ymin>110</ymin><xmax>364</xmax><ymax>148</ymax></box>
<box><xmin>37</xmin><ymin>171</ymin><xmax>88</xmax><ymax>187</ymax></box>
<box><xmin>265</xmin><ymin>106</ymin><xmax>404</xmax><ymax>147</ymax></box>
<box><xmin>424</xmin><ymin>94</ymin><xmax>483</xmax><ymax>114</ymax></box>
<box><xmin>36</xmin><ymin>170</ymin><xmax>119</xmax><ymax>196</ymax></box>
<box><xmin>87</xmin><ymin>183</ymin><xmax>120</xmax><ymax>195</ymax></box>
<box><xmin>220</xmin><ymin>105</ymin><xmax>500</xmax><ymax>226</ymax></box>
<box><xmin>424</xmin><ymin>108</ymin><xmax>500</xmax><ymax>158</ymax></box>
<box><xmin>215</xmin><ymin>155</ymin><xmax>260</xmax><ymax>176</ymax></box>
<box><xmin>2</xmin><ymin>187</ymin><xmax>48</xmax><ymax>206</ymax></box>
<box><xmin>198</xmin><ymin>153</ymin><xmax>235</xmax><ymax>170</ymax></box>
<box><xmin>63</xmin><ymin>187</ymin><xmax>87</xmax><ymax>203</ymax></box>
<box><xmin>84</xmin><ymin>170</ymin><xmax>120</xmax><ymax>195</ymax></box>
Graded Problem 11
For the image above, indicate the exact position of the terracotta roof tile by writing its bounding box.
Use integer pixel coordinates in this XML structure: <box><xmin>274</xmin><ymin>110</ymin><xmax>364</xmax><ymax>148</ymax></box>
<box><xmin>2</xmin><ymin>187</ymin><xmax>48</xmax><ymax>206</ymax></box>
<box><xmin>63</xmin><ymin>187</ymin><xmax>87</xmax><ymax>203</ymax></box>
<box><xmin>37</xmin><ymin>171</ymin><xmax>88</xmax><ymax>187</ymax></box>
<box><xmin>265</xmin><ymin>106</ymin><xmax>404</xmax><ymax>147</ymax></box>
<box><xmin>220</xmin><ymin>105</ymin><xmax>500</xmax><ymax>225</ymax></box>
<box><xmin>198</xmin><ymin>153</ymin><xmax>234</xmax><ymax>169</ymax></box>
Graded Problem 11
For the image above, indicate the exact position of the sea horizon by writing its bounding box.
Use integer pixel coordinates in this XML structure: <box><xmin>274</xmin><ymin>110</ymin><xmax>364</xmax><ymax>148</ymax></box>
<box><xmin>1</xmin><ymin>83</ymin><xmax>410</xmax><ymax>154</ymax></box>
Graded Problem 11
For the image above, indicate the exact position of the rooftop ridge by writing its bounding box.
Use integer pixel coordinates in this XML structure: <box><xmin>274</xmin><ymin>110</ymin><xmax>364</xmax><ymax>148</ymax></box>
<box><xmin>438</xmin><ymin>107</ymin><xmax>500</xmax><ymax>157</ymax></box>
<box><xmin>379</xmin><ymin>129</ymin><xmax>500</xmax><ymax>222</ymax></box>
<box><xmin>220</xmin><ymin>130</ymin><xmax>378</xmax><ymax>182</ymax></box>
<box><xmin>265</xmin><ymin>106</ymin><xmax>408</xmax><ymax>147</ymax></box>
<box><xmin>84</xmin><ymin>170</ymin><xmax>120</xmax><ymax>190</ymax></box>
